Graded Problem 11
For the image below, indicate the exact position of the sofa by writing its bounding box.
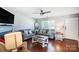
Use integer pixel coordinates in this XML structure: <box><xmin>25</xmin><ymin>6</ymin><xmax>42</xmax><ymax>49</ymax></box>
<box><xmin>13</xmin><ymin>29</ymin><xmax>35</xmax><ymax>40</ymax></box>
<box><xmin>37</xmin><ymin>29</ymin><xmax>55</xmax><ymax>39</ymax></box>
<box><xmin>23</xmin><ymin>29</ymin><xmax>35</xmax><ymax>40</ymax></box>
<box><xmin>0</xmin><ymin>31</ymin><xmax>12</xmax><ymax>38</ymax></box>
<box><xmin>15</xmin><ymin>29</ymin><xmax>55</xmax><ymax>40</ymax></box>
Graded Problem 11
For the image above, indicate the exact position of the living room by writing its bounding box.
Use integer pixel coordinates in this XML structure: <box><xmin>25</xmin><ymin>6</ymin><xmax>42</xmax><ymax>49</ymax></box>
<box><xmin>0</xmin><ymin>7</ymin><xmax>79</xmax><ymax>52</ymax></box>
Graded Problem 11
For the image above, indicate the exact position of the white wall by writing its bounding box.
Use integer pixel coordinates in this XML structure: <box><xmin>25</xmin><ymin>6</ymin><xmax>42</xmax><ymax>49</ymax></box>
<box><xmin>54</xmin><ymin>17</ymin><xmax>65</xmax><ymax>34</ymax></box>
<box><xmin>13</xmin><ymin>14</ymin><xmax>35</xmax><ymax>30</ymax></box>
<box><xmin>43</xmin><ymin>14</ymin><xmax>79</xmax><ymax>40</ymax></box>
<box><xmin>52</xmin><ymin>14</ymin><xmax>79</xmax><ymax>40</ymax></box>
<box><xmin>2</xmin><ymin>7</ymin><xmax>79</xmax><ymax>39</ymax></box>
<box><xmin>64</xmin><ymin>16</ymin><xmax>79</xmax><ymax>40</ymax></box>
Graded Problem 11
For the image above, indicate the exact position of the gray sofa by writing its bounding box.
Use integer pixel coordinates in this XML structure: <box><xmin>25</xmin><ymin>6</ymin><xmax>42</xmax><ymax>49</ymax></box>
<box><xmin>14</xmin><ymin>29</ymin><xmax>35</xmax><ymax>40</ymax></box>
<box><xmin>15</xmin><ymin>29</ymin><xmax>55</xmax><ymax>41</ymax></box>
<box><xmin>37</xmin><ymin>29</ymin><xmax>55</xmax><ymax>39</ymax></box>
<box><xmin>23</xmin><ymin>29</ymin><xmax>35</xmax><ymax>40</ymax></box>
<box><xmin>0</xmin><ymin>31</ymin><xmax>12</xmax><ymax>38</ymax></box>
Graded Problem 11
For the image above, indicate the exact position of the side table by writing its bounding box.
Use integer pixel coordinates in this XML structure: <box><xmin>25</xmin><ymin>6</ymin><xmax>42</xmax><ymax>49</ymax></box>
<box><xmin>55</xmin><ymin>32</ymin><xmax>64</xmax><ymax>40</ymax></box>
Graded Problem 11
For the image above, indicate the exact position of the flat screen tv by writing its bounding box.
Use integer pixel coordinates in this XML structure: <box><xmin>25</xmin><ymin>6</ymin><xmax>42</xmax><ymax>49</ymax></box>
<box><xmin>0</xmin><ymin>7</ymin><xmax>14</xmax><ymax>24</ymax></box>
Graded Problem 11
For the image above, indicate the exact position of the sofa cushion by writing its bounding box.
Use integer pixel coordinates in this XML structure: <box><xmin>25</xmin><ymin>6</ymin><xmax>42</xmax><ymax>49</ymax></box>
<box><xmin>24</xmin><ymin>30</ymin><xmax>28</xmax><ymax>35</ymax></box>
<box><xmin>29</xmin><ymin>30</ymin><xmax>32</xmax><ymax>34</ymax></box>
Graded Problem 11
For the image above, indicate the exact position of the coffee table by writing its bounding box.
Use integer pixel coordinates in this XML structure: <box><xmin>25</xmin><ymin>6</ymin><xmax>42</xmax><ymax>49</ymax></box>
<box><xmin>32</xmin><ymin>35</ymin><xmax>48</xmax><ymax>47</ymax></box>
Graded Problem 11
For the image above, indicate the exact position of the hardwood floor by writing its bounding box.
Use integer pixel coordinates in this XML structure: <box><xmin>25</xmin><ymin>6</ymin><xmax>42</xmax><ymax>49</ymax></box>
<box><xmin>24</xmin><ymin>38</ymin><xmax>79</xmax><ymax>52</ymax></box>
<box><xmin>25</xmin><ymin>39</ymin><xmax>56</xmax><ymax>52</ymax></box>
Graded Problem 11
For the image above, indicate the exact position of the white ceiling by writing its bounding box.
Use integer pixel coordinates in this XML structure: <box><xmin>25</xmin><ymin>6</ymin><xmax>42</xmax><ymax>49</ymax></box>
<box><xmin>3</xmin><ymin>7</ymin><xmax>79</xmax><ymax>18</ymax></box>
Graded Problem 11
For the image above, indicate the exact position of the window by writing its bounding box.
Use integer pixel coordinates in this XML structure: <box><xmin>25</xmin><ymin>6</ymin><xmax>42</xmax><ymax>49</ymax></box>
<box><xmin>48</xmin><ymin>20</ymin><xmax>55</xmax><ymax>29</ymax></box>
<box><xmin>41</xmin><ymin>20</ymin><xmax>55</xmax><ymax>29</ymax></box>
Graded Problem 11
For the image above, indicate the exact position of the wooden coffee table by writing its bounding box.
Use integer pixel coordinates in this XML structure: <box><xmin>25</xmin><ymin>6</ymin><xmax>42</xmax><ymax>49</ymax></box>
<box><xmin>32</xmin><ymin>35</ymin><xmax>48</xmax><ymax>47</ymax></box>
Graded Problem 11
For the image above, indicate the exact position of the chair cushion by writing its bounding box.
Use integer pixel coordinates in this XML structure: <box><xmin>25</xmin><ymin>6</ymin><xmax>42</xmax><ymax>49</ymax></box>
<box><xmin>0</xmin><ymin>38</ymin><xmax>5</xmax><ymax>43</ymax></box>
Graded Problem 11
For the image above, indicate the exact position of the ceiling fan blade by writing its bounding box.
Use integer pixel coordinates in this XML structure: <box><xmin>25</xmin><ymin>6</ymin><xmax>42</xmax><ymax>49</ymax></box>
<box><xmin>44</xmin><ymin>11</ymin><xmax>51</xmax><ymax>13</ymax></box>
<box><xmin>40</xmin><ymin>9</ymin><xmax>43</xmax><ymax>13</ymax></box>
<box><xmin>32</xmin><ymin>9</ymin><xmax>51</xmax><ymax>16</ymax></box>
<box><xmin>40</xmin><ymin>13</ymin><xmax>44</xmax><ymax>15</ymax></box>
<box><xmin>32</xmin><ymin>13</ymin><xmax>40</xmax><ymax>14</ymax></box>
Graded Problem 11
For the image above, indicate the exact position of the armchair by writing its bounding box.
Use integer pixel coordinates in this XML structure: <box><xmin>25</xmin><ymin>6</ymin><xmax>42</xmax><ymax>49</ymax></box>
<box><xmin>4</xmin><ymin>32</ymin><xmax>28</xmax><ymax>52</ymax></box>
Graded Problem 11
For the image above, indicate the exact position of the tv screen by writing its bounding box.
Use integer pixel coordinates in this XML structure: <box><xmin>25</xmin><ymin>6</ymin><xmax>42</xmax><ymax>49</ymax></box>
<box><xmin>0</xmin><ymin>8</ymin><xmax>14</xmax><ymax>24</ymax></box>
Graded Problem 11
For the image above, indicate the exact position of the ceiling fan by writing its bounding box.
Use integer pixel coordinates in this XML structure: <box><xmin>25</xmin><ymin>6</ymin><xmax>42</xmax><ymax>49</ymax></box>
<box><xmin>33</xmin><ymin>9</ymin><xmax>51</xmax><ymax>15</ymax></box>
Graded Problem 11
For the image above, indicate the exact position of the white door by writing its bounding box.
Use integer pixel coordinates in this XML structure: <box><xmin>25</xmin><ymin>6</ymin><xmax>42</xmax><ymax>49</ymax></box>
<box><xmin>64</xmin><ymin>17</ymin><xmax>78</xmax><ymax>40</ymax></box>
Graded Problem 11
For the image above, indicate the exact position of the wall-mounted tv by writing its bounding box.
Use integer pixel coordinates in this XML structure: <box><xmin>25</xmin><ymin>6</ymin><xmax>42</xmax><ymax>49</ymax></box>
<box><xmin>0</xmin><ymin>7</ymin><xmax>14</xmax><ymax>24</ymax></box>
